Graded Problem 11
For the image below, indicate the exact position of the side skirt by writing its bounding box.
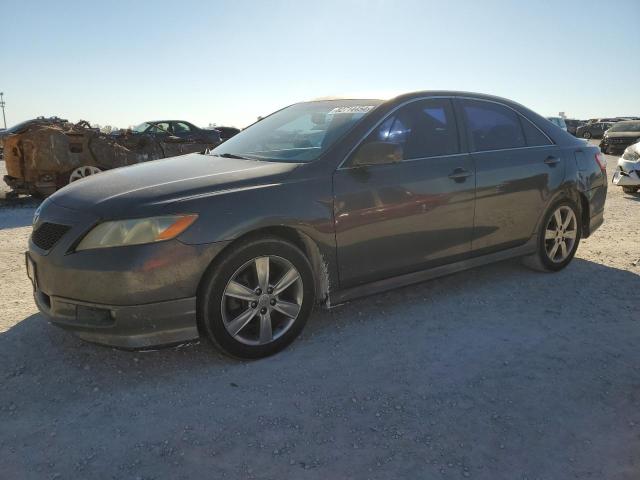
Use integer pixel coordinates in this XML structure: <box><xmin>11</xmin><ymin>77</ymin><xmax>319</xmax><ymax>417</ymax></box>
<box><xmin>329</xmin><ymin>237</ymin><xmax>537</xmax><ymax>307</ymax></box>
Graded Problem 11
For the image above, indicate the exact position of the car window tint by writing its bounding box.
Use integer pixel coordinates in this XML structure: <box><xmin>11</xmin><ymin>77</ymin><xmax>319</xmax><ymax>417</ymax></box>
<box><xmin>520</xmin><ymin>117</ymin><xmax>552</xmax><ymax>146</ymax></box>
<box><xmin>173</xmin><ymin>122</ymin><xmax>192</xmax><ymax>133</ymax></box>
<box><xmin>461</xmin><ymin>99</ymin><xmax>526</xmax><ymax>151</ymax></box>
<box><xmin>360</xmin><ymin>98</ymin><xmax>459</xmax><ymax>161</ymax></box>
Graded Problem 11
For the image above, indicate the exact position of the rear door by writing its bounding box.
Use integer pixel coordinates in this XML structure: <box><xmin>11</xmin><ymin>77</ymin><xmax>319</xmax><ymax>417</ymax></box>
<box><xmin>456</xmin><ymin>98</ymin><xmax>564</xmax><ymax>255</ymax></box>
<box><xmin>333</xmin><ymin>98</ymin><xmax>476</xmax><ymax>287</ymax></box>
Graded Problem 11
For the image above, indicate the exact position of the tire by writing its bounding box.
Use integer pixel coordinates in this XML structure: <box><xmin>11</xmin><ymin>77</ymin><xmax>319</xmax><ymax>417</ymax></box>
<box><xmin>522</xmin><ymin>199</ymin><xmax>582</xmax><ymax>272</ymax></box>
<box><xmin>622</xmin><ymin>186</ymin><xmax>639</xmax><ymax>194</ymax></box>
<box><xmin>198</xmin><ymin>236</ymin><xmax>315</xmax><ymax>359</ymax></box>
<box><xmin>582</xmin><ymin>131</ymin><xmax>592</xmax><ymax>139</ymax></box>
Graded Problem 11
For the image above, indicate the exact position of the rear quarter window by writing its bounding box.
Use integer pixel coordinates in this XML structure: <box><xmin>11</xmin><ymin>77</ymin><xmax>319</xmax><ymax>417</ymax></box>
<box><xmin>520</xmin><ymin>117</ymin><xmax>553</xmax><ymax>147</ymax></box>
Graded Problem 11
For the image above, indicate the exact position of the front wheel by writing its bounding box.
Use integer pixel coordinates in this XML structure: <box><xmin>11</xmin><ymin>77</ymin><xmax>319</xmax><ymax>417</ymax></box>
<box><xmin>523</xmin><ymin>201</ymin><xmax>581</xmax><ymax>272</ymax></box>
<box><xmin>582</xmin><ymin>131</ymin><xmax>592</xmax><ymax>139</ymax></box>
<box><xmin>198</xmin><ymin>236</ymin><xmax>315</xmax><ymax>359</ymax></box>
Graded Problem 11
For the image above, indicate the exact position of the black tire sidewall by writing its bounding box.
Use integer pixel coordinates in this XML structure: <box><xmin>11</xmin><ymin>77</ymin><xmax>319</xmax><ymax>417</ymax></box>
<box><xmin>537</xmin><ymin>199</ymin><xmax>582</xmax><ymax>271</ymax></box>
<box><xmin>199</xmin><ymin>238</ymin><xmax>315</xmax><ymax>359</ymax></box>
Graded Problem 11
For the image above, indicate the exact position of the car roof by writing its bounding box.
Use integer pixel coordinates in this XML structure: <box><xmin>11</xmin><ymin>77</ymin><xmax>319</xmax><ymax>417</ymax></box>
<box><xmin>146</xmin><ymin>120</ymin><xmax>193</xmax><ymax>124</ymax></box>
<box><xmin>301</xmin><ymin>91</ymin><xmax>543</xmax><ymax>114</ymax></box>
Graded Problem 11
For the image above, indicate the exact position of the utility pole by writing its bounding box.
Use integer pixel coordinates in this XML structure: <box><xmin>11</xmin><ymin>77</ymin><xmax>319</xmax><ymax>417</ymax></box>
<box><xmin>0</xmin><ymin>92</ymin><xmax>6</xmax><ymax>129</ymax></box>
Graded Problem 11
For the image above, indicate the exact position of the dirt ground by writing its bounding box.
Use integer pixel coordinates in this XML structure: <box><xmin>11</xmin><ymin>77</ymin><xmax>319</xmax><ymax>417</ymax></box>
<box><xmin>1</xmin><ymin>145</ymin><xmax>639</xmax><ymax>479</ymax></box>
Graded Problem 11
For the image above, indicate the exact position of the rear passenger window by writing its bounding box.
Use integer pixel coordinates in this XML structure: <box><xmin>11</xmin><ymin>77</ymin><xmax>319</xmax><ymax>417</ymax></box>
<box><xmin>520</xmin><ymin>117</ymin><xmax>552</xmax><ymax>146</ymax></box>
<box><xmin>357</xmin><ymin>98</ymin><xmax>459</xmax><ymax>161</ymax></box>
<box><xmin>461</xmin><ymin>99</ymin><xmax>525</xmax><ymax>151</ymax></box>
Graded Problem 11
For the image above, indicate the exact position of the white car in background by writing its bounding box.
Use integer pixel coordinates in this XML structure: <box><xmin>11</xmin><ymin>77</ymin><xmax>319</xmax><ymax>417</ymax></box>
<box><xmin>612</xmin><ymin>140</ymin><xmax>640</xmax><ymax>194</ymax></box>
<box><xmin>546</xmin><ymin>116</ymin><xmax>568</xmax><ymax>131</ymax></box>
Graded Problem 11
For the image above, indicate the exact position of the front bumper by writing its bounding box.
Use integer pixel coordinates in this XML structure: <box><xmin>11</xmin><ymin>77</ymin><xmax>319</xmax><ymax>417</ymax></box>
<box><xmin>27</xmin><ymin>198</ymin><xmax>231</xmax><ymax>348</ymax></box>
<box><xmin>34</xmin><ymin>290</ymin><xmax>199</xmax><ymax>348</ymax></box>
<box><xmin>601</xmin><ymin>138</ymin><xmax>640</xmax><ymax>153</ymax></box>
<box><xmin>612</xmin><ymin>158</ymin><xmax>640</xmax><ymax>187</ymax></box>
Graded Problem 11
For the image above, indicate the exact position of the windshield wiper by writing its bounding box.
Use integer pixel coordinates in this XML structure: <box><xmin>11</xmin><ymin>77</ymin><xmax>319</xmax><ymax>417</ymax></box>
<box><xmin>214</xmin><ymin>152</ymin><xmax>250</xmax><ymax>160</ymax></box>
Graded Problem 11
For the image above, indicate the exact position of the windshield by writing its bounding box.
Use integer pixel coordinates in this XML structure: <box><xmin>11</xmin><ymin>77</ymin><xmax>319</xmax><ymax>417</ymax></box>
<box><xmin>210</xmin><ymin>100</ymin><xmax>383</xmax><ymax>162</ymax></box>
<box><xmin>609</xmin><ymin>122</ymin><xmax>640</xmax><ymax>132</ymax></box>
<box><xmin>132</xmin><ymin>122</ymin><xmax>152</xmax><ymax>133</ymax></box>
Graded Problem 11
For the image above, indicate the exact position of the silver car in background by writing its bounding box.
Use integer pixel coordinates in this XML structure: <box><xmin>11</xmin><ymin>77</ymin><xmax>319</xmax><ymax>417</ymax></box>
<box><xmin>613</xmin><ymin>140</ymin><xmax>640</xmax><ymax>194</ymax></box>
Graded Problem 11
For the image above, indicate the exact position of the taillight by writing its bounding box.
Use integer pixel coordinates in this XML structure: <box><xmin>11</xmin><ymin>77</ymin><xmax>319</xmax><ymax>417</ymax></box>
<box><xmin>594</xmin><ymin>152</ymin><xmax>607</xmax><ymax>173</ymax></box>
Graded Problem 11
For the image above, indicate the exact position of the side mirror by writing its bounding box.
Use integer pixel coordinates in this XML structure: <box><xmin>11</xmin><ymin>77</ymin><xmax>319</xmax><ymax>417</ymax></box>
<box><xmin>351</xmin><ymin>141</ymin><xmax>403</xmax><ymax>167</ymax></box>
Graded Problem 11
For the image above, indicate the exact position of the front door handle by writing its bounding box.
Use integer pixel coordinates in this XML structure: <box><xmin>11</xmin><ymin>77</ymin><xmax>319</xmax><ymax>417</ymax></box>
<box><xmin>544</xmin><ymin>156</ymin><xmax>560</xmax><ymax>166</ymax></box>
<box><xmin>448</xmin><ymin>168</ymin><xmax>473</xmax><ymax>182</ymax></box>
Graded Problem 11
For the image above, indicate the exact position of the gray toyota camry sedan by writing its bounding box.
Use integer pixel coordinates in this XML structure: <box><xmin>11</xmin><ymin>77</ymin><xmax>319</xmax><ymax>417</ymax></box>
<box><xmin>27</xmin><ymin>91</ymin><xmax>607</xmax><ymax>358</ymax></box>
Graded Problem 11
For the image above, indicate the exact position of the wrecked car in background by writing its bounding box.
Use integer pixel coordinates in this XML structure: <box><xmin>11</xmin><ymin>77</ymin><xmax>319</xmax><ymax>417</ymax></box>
<box><xmin>1</xmin><ymin>117</ymin><xmax>221</xmax><ymax>197</ymax></box>
<box><xmin>613</xmin><ymin>140</ymin><xmax>640</xmax><ymax>194</ymax></box>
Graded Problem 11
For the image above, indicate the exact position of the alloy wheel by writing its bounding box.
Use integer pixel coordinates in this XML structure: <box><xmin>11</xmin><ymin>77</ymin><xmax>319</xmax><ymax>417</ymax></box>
<box><xmin>221</xmin><ymin>255</ymin><xmax>303</xmax><ymax>346</ymax></box>
<box><xmin>69</xmin><ymin>166</ymin><xmax>102</xmax><ymax>183</ymax></box>
<box><xmin>544</xmin><ymin>206</ymin><xmax>578</xmax><ymax>263</ymax></box>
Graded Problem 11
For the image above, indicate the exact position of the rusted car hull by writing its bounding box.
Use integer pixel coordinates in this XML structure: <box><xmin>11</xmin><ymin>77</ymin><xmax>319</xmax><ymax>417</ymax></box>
<box><xmin>2</xmin><ymin>119</ymin><xmax>218</xmax><ymax>197</ymax></box>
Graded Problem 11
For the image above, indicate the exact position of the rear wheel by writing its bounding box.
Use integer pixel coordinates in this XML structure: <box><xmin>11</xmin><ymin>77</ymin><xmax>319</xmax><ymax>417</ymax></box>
<box><xmin>198</xmin><ymin>236</ymin><xmax>315</xmax><ymax>359</ymax></box>
<box><xmin>582</xmin><ymin>131</ymin><xmax>592</xmax><ymax>139</ymax></box>
<box><xmin>523</xmin><ymin>200</ymin><xmax>581</xmax><ymax>272</ymax></box>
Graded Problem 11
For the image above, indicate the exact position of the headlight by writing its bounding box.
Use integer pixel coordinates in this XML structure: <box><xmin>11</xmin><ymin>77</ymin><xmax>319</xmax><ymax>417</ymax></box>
<box><xmin>76</xmin><ymin>214</ymin><xmax>198</xmax><ymax>251</ymax></box>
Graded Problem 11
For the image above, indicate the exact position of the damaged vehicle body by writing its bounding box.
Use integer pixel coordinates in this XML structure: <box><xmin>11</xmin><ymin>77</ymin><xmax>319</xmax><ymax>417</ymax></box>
<box><xmin>2</xmin><ymin>117</ymin><xmax>221</xmax><ymax>197</ymax></box>
<box><xmin>612</xmin><ymin>140</ymin><xmax>640</xmax><ymax>194</ymax></box>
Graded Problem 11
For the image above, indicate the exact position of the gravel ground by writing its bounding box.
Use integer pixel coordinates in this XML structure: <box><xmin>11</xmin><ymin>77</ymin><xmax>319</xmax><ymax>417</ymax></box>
<box><xmin>1</xmin><ymin>145</ymin><xmax>639</xmax><ymax>479</ymax></box>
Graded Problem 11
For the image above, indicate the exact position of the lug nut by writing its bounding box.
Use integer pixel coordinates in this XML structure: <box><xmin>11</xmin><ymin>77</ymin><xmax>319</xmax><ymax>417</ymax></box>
<box><xmin>267</xmin><ymin>287</ymin><xmax>273</xmax><ymax>294</ymax></box>
<box><xmin>255</xmin><ymin>288</ymin><xmax>262</xmax><ymax>295</ymax></box>
<box><xmin>270</xmin><ymin>299</ymin><xmax>276</xmax><ymax>306</ymax></box>
<box><xmin>260</xmin><ymin>307</ymin><xmax>267</xmax><ymax>314</ymax></box>
<box><xmin>251</xmin><ymin>301</ymin><xmax>258</xmax><ymax>309</ymax></box>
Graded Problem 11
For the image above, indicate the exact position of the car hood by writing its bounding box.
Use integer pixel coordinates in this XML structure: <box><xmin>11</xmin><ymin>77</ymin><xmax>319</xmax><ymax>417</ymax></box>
<box><xmin>49</xmin><ymin>153</ymin><xmax>299</xmax><ymax>217</ymax></box>
<box><xmin>605</xmin><ymin>132</ymin><xmax>640</xmax><ymax>138</ymax></box>
<box><xmin>622</xmin><ymin>142</ymin><xmax>640</xmax><ymax>160</ymax></box>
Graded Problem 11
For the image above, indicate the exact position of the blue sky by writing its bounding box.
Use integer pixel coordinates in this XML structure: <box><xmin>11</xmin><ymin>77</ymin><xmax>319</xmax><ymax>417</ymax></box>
<box><xmin>2</xmin><ymin>0</ymin><xmax>639</xmax><ymax>129</ymax></box>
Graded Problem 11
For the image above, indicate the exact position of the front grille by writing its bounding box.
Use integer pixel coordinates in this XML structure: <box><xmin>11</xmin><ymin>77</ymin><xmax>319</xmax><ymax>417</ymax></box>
<box><xmin>32</xmin><ymin>222</ymin><xmax>71</xmax><ymax>251</ymax></box>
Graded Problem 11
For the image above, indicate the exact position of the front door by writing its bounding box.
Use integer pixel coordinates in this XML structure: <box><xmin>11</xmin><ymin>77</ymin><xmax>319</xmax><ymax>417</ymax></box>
<box><xmin>333</xmin><ymin>98</ymin><xmax>476</xmax><ymax>288</ymax></box>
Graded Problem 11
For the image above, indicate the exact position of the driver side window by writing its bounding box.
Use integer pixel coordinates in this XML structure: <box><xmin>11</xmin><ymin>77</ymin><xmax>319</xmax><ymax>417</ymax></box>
<box><xmin>353</xmin><ymin>98</ymin><xmax>459</xmax><ymax>163</ymax></box>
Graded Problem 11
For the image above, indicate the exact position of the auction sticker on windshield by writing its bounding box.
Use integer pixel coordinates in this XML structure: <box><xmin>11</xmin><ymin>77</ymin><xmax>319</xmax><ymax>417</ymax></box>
<box><xmin>327</xmin><ymin>106</ymin><xmax>376</xmax><ymax>114</ymax></box>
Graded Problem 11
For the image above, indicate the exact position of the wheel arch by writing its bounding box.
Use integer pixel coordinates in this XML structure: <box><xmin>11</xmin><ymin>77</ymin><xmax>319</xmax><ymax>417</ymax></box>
<box><xmin>532</xmin><ymin>186</ymin><xmax>586</xmax><ymax>238</ymax></box>
<box><xmin>196</xmin><ymin>225</ymin><xmax>332</xmax><ymax>315</ymax></box>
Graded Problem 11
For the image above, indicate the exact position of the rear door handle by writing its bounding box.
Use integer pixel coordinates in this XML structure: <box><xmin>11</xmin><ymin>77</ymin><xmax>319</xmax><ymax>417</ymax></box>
<box><xmin>544</xmin><ymin>156</ymin><xmax>561</xmax><ymax>166</ymax></box>
<box><xmin>448</xmin><ymin>168</ymin><xmax>473</xmax><ymax>182</ymax></box>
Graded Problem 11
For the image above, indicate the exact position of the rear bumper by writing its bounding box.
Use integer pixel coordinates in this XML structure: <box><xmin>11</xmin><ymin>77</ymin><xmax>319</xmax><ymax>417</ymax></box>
<box><xmin>35</xmin><ymin>290</ymin><xmax>199</xmax><ymax>349</ymax></box>
<box><xmin>588</xmin><ymin>208</ymin><xmax>604</xmax><ymax>235</ymax></box>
